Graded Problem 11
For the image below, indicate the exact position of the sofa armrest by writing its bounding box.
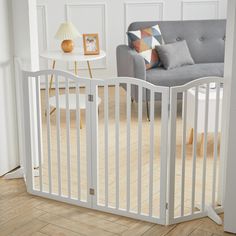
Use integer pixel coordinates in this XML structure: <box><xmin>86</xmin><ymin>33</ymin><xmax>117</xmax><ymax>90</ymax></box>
<box><xmin>116</xmin><ymin>45</ymin><xmax>146</xmax><ymax>81</ymax></box>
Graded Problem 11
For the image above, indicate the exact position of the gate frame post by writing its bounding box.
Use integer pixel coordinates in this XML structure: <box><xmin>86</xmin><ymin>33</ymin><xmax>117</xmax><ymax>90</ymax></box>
<box><xmin>22</xmin><ymin>71</ymin><xmax>33</xmax><ymax>193</ymax></box>
<box><xmin>89</xmin><ymin>80</ymin><xmax>99</xmax><ymax>208</ymax></box>
<box><xmin>159</xmin><ymin>86</ymin><xmax>170</xmax><ymax>225</ymax></box>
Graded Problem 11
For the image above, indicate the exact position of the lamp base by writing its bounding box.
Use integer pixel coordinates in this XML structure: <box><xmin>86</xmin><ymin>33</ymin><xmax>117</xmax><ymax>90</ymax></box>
<box><xmin>61</xmin><ymin>40</ymin><xmax>74</xmax><ymax>53</ymax></box>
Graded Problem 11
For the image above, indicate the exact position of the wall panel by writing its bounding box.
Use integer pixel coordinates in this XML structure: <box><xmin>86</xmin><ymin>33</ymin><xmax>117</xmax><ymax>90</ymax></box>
<box><xmin>124</xmin><ymin>1</ymin><xmax>164</xmax><ymax>41</ymax></box>
<box><xmin>182</xmin><ymin>1</ymin><xmax>219</xmax><ymax>20</ymax></box>
<box><xmin>37</xmin><ymin>5</ymin><xmax>48</xmax><ymax>69</ymax></box>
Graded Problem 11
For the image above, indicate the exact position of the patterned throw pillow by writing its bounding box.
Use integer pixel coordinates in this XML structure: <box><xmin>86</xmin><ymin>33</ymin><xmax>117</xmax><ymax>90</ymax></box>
<box><xmin>127</xmin><ymin>25</ymin><xmax>163</xmax><ymax>70</ymax></box>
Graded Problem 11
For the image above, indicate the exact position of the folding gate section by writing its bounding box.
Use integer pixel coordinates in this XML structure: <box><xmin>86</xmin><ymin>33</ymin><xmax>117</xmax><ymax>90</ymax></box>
<box><xmin>91</xmin><ymin>78</ymin><xmax>169</xmax><ymax>224</ymax></box>
<box><xmin>167</xmin><ymin>77</ymin><xmax>224</xmax><ymax>225</ymax></box>
<box><xmin>22</xmin><ymin>70</ymin><xmax>169</xmax><ymax>225</ymax></box>
<box><xmin>23</xmin><ymin>70</ymin><xmax>93</xmax><ymax>208</ymax></box>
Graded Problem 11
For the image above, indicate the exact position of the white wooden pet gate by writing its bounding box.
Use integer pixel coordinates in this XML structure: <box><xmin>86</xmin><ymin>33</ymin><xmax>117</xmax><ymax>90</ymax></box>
<box><xmin>22</xmin><ymin>70</ymin><xmax>224</xmax><ymax>225</ymax></box>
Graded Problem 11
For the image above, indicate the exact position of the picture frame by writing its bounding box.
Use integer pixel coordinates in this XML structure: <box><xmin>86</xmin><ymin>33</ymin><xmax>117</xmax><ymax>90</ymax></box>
<box><xmin>83</xmin><ymin>33</ymin><xmax>100</xmax><ymax>55</ymax></box>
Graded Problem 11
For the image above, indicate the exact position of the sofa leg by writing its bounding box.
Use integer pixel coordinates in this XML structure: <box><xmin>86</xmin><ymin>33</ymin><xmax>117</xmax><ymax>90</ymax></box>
<box><xmin>146</xmin><ymin>101</ymin><xmax>150</xmax><ymax>122</ymax></box>
<box><xmin>131</xmin><ymin>97</ymin><xmax>134</xmax><ymax>103</ymax></box>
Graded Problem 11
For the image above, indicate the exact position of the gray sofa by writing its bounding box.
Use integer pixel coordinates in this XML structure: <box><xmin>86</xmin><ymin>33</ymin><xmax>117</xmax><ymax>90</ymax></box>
<box><xmin>117</xmin><ymin>20</ymin><xmax>226</xmax><ymax>101</ymax></box>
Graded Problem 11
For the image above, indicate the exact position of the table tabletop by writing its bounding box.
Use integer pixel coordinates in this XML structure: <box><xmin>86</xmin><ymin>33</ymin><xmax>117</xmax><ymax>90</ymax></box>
<box><xmin>40</xmin><ymin>48</ymin><xmax>106</xmax><ymax>62</ymax></box>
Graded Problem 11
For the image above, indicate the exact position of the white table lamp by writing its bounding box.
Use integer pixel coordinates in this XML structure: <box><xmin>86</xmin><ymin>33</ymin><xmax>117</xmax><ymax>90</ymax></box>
<box><xmin>55</xmin><ymin>22</ymin><xmax>81</xmax><ymax>53</ymax></box>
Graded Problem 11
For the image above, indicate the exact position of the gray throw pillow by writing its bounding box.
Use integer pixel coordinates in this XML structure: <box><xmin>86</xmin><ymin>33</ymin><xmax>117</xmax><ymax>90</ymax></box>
<box><xmin>156</xmin><ymin>40</ymin><xmax>194</xmax><ymax>70</ymax></box>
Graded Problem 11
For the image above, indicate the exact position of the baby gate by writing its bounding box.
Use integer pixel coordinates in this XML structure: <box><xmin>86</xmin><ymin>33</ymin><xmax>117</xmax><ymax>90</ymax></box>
<box><xmin>22</xmin><ymin>69</ymin><xmax>224</xmax><ymax>225</ymax></box>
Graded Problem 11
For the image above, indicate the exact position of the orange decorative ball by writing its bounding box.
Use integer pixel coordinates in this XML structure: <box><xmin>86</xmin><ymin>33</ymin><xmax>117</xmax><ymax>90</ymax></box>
<box><xmin>61</xmin><ymin>40</ymin><xmax>74</xmax><ymax>53</ymax></box>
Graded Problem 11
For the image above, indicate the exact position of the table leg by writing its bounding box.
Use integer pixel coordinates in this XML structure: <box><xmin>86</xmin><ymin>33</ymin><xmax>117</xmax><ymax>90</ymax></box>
<box><xmin>45</xmin><ymin>60</ymin><xmax>56</xmax><ymax>116</ymax></box>
<box><xmin>50</xmin><ymin>107</ymin><xmax>56</xmax><ymax>115</ymax></box>
<box><xmin>74</xmin><ymin>61</ymin><xmax>78</xmax><ymax>75</ymax></box>
<box><xmin>188</xmin><ymin>128</ymin><xmax>194</xmax><ymax>144</ymax></box>
<box><xmin>74</xmin><ymin>61</ymin><xmax>83</xmax><ymax>129</ymax></box>
<box><xmin>87</xmin><ymin>61</ymin><xmax>93</xmax><ymax>78</ymax></box>
<box><xmin>200</xmin><ymin>133</ymin><xmax>204</xmax><ymax>156</ymax></box>
<box><xmin>49</xmin><ymin>60</ymin><xmax>56</xmax><ymax>94</ymax></box>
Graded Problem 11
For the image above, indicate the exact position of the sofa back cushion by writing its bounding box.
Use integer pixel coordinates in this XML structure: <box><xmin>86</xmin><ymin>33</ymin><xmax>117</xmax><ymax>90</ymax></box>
<box><xmin>156</xmin><ymin>40</ymin><xmax>195</xmax><ymax>70</ymax></box>
<box><xmin>128</xmin><ymin>20</ymin><xmax>226</xmax><ymax>64</ymax></box>
<box><xmin>127</xmin><ymin>24</ymin><xmax>163</xmax><ymax>70</ymax></box>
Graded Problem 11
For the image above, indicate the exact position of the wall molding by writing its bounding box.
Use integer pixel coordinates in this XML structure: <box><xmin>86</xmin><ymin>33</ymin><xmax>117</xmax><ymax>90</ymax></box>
<box><xmin>65</xmin><ymin>3</ymin><xmax>107</xmax><ymax>70</ymax></box>
<box><xmin>181</xmin><ymin>0</ymin><xmax>219</xmax><ymax>20</ymax></box>
<box><xmin>124</xmin><ymin>1</ymin><xmax>164</xmax><ymax>42</ymax></box>
<box><xmin>37</xmin><ymin>4</ymin><xmax>50</xmax><ymax>72</ymax></box>
<box><xmin>37</xmin><ymin>5</ymin><xmax>48</xmax><ymax>52</ymax></box>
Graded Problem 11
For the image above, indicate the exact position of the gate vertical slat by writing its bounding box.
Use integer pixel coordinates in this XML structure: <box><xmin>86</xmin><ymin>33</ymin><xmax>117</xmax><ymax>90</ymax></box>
<box><xmin>45</xmin><ymin>74</ymin><xmax>52</xmax><ymax>194</ymax></box>
<box><xmin>115</xmin><ymin>84</ymin><xmax>120</xmax><ymax>209</ymax></box>
<box><xmin>160</xmin><ymin>88</ymin><xmax>169</xmax><ymax>223</ymax></box>
<box><xmin>149</xmin><ymin>91</ymin><xmax>154</xmax><ymax>216</ymax></box>
<box><xmin>55</xmin><ymin>75</ymin><xmax>62</xmax><ymax>196</ymax></box>
<box><xmin>126</xmin><ymin>83</ymin><xmax>131</xmax><ymax>212</ymax></box>
<box><xmin>137</xmin><ymin>86</ymin><xmax>143</xmax><ymax>214</ymax></box>
<box><xmin>202</xmin><ymin>83</ymin><xmax>210</xmax><ymax>210</ymax></box>
<box><xmin>35</xmin><ymin>76</ymin><xmax>43</xmax><ymax>192</ymax></box>
<box><xmin>75</xmin><ymin>80</ymin><xmax>81</xmax><ymax>200</ymax></box>
<box><xmin>180</xmin><ymin>91</ymin><xmax>187</xmax><ymax>217</ymax></box>
<box><xmin>191</xmin><ymin>86</ymin><xmax>199</xmax><ymax>214</ymax></box>
<box><xmin>65</xmin><ymin>77</ymin><xmax>71</xmax><ymax>198</ymax></box>
<box><xmin>168</xmin><ymin>89</ymin><xmax>177</xmax><ymax>222</ymax></box>
<box><xmin>104</xmin><ymin>85</ymin><xmax>109</xmax><ymax>207</ymax></box>
<box><xmin>212</xmin><ymin>82</ymin><xmax>220</xmax><ymax>206</ymax></box>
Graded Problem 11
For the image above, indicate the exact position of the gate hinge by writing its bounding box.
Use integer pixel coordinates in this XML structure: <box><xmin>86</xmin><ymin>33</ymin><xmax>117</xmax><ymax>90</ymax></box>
<box><xmin>88</xmin><ymin>94</ymin><xmax>94</xmax><ymax>102</ymax></box>
<box><xmin>89</xmin><ymin>188</ymin><xmax>95</xmax><ymax>195</ymax></box>
<box><xmin>166</xmin><ymin>203</ymin><xmax>168</xmax><ymax>210</ymax></box>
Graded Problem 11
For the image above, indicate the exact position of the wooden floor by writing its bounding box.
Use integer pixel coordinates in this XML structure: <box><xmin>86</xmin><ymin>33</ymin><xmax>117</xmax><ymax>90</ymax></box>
<box><xmin>0</xmin><ymin>177</ymin><xmax>234</xmax><ymax>236</ymax></box>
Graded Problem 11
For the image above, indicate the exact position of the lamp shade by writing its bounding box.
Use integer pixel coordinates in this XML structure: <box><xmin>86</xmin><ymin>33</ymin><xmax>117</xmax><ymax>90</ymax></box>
<box><xmin>55</xmin><ymin>22</ymin><xmax>81</xmax><ymax>40</ymax></box>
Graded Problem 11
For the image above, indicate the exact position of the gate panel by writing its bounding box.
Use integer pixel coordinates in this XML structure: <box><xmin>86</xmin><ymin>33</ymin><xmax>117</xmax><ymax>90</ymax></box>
<box><xmin>23</xmin><ymin>70</ymin><xmax>92</xmax><ymax>208</ymax></box>
<box><xmin>91</xmin><ymin>78</ymin><xmax>169</xmax><ymax>224</ymax></box>
<box><xmin>23</xmin><ymin>70</ymin><xmax>225</xmax><ymax>225</ymax></box>
<box><xmin>168</xmin><ymin>77</ymin><xmax>224</xmax><ymax>224</ymax></box>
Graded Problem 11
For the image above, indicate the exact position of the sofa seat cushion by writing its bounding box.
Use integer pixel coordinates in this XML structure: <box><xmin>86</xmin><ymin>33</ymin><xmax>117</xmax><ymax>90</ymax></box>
<box><xmin>146</xmin><ymin>63</ymin><xmax>224</xmax><ymax>87</ymax></box>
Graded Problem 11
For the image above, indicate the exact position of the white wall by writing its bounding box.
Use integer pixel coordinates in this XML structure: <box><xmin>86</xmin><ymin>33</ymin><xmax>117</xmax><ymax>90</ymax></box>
<box><xmin>12</xmin><ymin>0</ymin><xmax>40</xmax><ymax>168</ymax></box>
<box><xmin>222</xmin><ymin>0</ymin><xmax>236</xmax><ymax>233</ymax></box>
<box><xmin>0</xmin><ymin>0</ymin><xmax>19</xmax><ymax>175</ymax></box>
<box><xmin>12</xmin><ymin>0</ymin><xmax>39</xmax><ymax>69</ymax></box>
<box><xmin>37</xmin><ymin>0</ymin><xmax>227</xmax><ymax>78</ymax></box>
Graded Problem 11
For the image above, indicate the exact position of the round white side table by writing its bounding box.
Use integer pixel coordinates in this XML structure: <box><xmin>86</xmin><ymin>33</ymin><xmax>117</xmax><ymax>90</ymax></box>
<box><xmin>40</xmin><ymin>49</ymin><xmax>105</xmax><ymax>127</ymax></box>
<box><xmin>40</xmin><ymin>49</ymin><xmax>106</xmax><ymax>78</ymax></box>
